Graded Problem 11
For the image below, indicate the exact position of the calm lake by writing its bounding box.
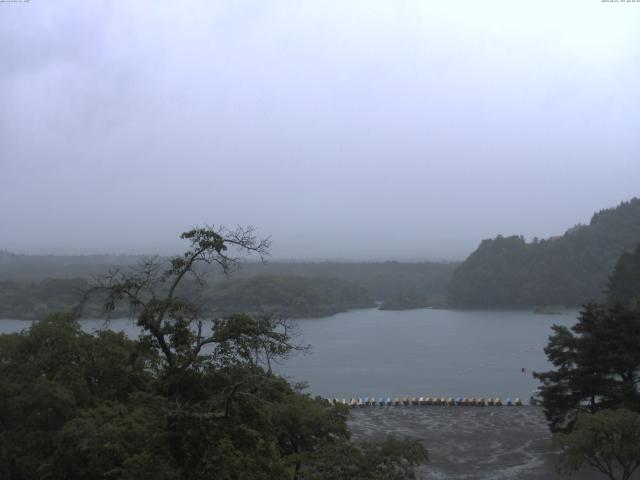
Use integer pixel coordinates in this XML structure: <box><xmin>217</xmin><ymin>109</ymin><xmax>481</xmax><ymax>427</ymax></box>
<box><xmin>0</xmin><ymin>308</ymin><xmax>579</xmax><ymax>400</ymax></box>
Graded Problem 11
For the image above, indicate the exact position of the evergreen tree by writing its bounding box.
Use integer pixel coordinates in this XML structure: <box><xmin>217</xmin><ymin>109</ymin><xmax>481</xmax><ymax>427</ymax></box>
<box><xmin>608</xmin><ymin>243</ymin><xmax>640</xmax><ymax>308</ymax></box>
<box><xmin>534</xmin><ymin>303</ymin><xmax>640</xmax><ymax>432</ymax></box>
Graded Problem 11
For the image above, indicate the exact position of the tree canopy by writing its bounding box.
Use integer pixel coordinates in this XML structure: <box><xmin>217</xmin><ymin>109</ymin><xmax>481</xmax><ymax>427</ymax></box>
<box><xmin>0</xmin><ymin>226</ymin><xmax>427</xmax><ymax>479</ymax></box>
<box><xmin>607</xmin><ymin>242</ymin><xmax>640</xmax><ymax>308</ymax></box>
<box><xmin>0</xmin><ymin>258</ymin><xmax>456</xmax><ymax>320</ymax></box>
<box><xmin>448</xmin><ymin>198</ymin><xmax>640</xmax><ymax>307</ymax></box>
<box><xmin>554</xmin><ymin>409</ymin><xmax>640</xmax><ymax>480</ymax></box>
<box><xmin>533</xmin><ymin>303</ymin><xmax>640</xmax><ymax>433</ymax></box>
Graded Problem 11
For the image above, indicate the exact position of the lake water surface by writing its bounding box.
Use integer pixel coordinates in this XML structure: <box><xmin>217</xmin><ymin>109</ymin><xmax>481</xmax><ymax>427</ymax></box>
<box><xmin>276</xmin><ymin>308</ymin><xmax>578</xmax><ymax>400</ymax></box>
<box><xmin>0</xmin><ymin>308</ymin><xmax>579</xmax><ymax>400</ymax></box>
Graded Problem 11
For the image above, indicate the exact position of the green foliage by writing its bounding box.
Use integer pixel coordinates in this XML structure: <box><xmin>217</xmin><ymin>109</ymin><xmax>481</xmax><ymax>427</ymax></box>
<box><xmin>0</xmin><ymin>227</ymin><xmax>427</xmax><ymax>479</ymax></box>
<box><xmin>554</xmin><ymin>409</ymin><xmax>640</xmax><ymax>480</ymax></box>
<box><xmin>0</xmin><ymin>274</ymin><xmax>374</xmax><ymax>321</ymax></box>
<box><xmin>0</xmin><ymin>313</ymin><xmax>427</xmax><ymax>479</ymax></box>
<box><xmin>608</xmin><ymin>242</ymin><xmax>640</xmax><ymax>308</ymax></box>
<box><xmin>448</xmin><ymin>198</ymin><xmax>640</xmax><ymax>307</ymax></box>
<box><xmin>0</xmin><ymin>255</ymin><xmax>458</xmax><ymax>320</ymax></box>
<box><xmin>207</xmin><ymin>275</ymin><xmax>373</xmax><ymax>318</ymax></box>
<box><xmin>230</xmin><ymin>261</ymin><xmax>458</xmax><ymax>308</ymax></box>
<box><xmin>534</xmin><ymin>303</ymin><xmax>640</xmax><ymax>432</ymax></box>
<box><xmin>0</xmin><ymin>313</ymin><xmax>156</xmax><ymax>479</ymax></box>
<box><xmin>0</xmin><ymin>278</ymin><xmax>90</xmax><ymax>319</ymax></box>
<box><xmin>379</xmin><ymin>290</ymin><xmax>447</xmax><ymax>311</ymax></box>
<box><xmin>299</xmin><ymin>436</ymin><xmax>428</xmax><ymax>480</ymax></box>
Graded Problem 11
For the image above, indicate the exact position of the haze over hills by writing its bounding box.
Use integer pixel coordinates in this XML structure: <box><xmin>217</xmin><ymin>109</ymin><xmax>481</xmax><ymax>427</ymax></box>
<box><xmin>2</xmin><ymin>2</ymin><xmax>640</xmax><ymax>478</ymax></box>
<box><xmin>1</xmin><ymin>197</ymin><xmax>639</xmax><ymax>317</ymax></box>
<box><xmin>448</xmin><ymin>197</ymin><xmax>640</xmax><ymax>308</ymax></box>
<box><xmin>0</xmin><ymin>252</ymin><xmax>457</xmax><ymax>319</ymax></box>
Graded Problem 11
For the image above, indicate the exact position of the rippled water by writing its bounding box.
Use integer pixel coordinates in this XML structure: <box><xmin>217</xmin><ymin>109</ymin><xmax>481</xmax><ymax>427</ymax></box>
<box><xmin>276</xmin><ymin>308</ymin><xmax>578</xmax><ymax>400</ymax></box>
<box><xmin>0</xmin><ymin>308</ymin><xmax>579</xmax><ymax>400</ymax></box>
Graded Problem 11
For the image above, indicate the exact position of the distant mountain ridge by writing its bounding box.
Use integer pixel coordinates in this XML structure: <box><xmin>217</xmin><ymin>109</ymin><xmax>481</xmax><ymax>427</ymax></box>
<box><xmin>447</xmin><ymin>198</ymin><xmax>640</xmax><ymax>307</ymax></box>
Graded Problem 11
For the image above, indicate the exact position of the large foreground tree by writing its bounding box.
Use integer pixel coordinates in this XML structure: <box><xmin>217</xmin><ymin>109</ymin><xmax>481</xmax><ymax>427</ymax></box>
<box><xmin>534</xmin><ymin>303</ymin><xmax>640</xmax><ymax>433</ymax></box>
<box><xmin>79</xmin><ymin>225</ymin><xmax>273</xmax><ymax>370</ymax></box>
<box><xmin>555</xmin><ymin>409</ymin><xmax>640</xmax><ymax>480</ymax></box>
<box><xmin>1</xmin><ymin>226</ymin><xmax>427</xmax><ymax>480</ymax></box>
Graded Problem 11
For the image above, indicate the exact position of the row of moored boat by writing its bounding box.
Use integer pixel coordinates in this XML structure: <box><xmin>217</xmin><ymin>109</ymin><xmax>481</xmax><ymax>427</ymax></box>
<box><xmin>325</xmin><ymin>396</ymin><xmax>524</xmax><ymax>407</ymax></box>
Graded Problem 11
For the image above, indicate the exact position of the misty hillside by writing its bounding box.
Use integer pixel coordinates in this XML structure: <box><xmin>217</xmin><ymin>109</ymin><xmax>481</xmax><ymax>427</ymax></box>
<box><xmin>0</xmin><ymin>252</ymin><xmax>141</xmax><ymax>281</ymax></box>
<box><xmin>205</xmin><ymin>275</ymin><xmax>374</xmax><ymax>318</ymax></box>
<box><xmin>447</xmin><ymin>197</ymin><xmax>640</xmax><ymax>307</ymax></box>
<box><xmin>231</xmin><ymin>261</ymin><xmax>457</xmax><ymax>305</ymax></box>
<box><xmin>0</xmin><ymin>255</ymin><xmax>456</xmax><ymax>319</ymax></box>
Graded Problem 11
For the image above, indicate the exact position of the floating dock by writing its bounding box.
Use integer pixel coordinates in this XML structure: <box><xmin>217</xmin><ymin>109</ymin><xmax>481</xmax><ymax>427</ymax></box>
<box><xmin>323</xmin><ymin>396</ymin><xmax>524</xmax><ymax>407</ymax></box>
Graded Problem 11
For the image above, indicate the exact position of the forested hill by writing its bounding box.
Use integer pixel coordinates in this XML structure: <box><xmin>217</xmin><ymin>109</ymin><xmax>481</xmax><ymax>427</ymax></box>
<box><xmin>447</xmin><ymin>198</ymin><xmax>640</xmax><ymax>308</ymax></box>
<box><xmin>607</xmin><ymin>242</ymin><xmax>640</xmax><ymax>307</ymax></box>
<box><xmin>0</xmin><ymin>253</ymin><xmax>456</xmax><ymax>319</ymax></box>
<box><xmin>0</xmin><ymin>251</ymin><xmax>141</xmax><ymax>280</ymax></box>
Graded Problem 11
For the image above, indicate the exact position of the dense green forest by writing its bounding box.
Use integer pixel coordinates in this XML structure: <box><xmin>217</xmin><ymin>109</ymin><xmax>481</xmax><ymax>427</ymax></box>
<box><xmin>0</xmin><ymin>275</ymin><xmax>373</xmax><ymax>320</ymax></box>
<box><xmin>207</xmin><ymin>275</ymin><xmax>373</xmax><ymax>318</ymax></box>
<box><xmin>0</xmin><ymin>254</ymin><xmax>456</xmax><ymax>319</ymax></box>
<box><xmin>378</xmin><ymin>290</ymin><xmax>447</xmax><ymax>311</ymax></box>
<box><xmin>0</xmin><ymin>313</ymin><xmax>427</xmax><ymax>480</ymax></box>
<box><xmin>231</xmin><ymin>261</ymin><xmax>456</xmax><ymax>305</ymax></box>
<box><xmin>5</xmin><ymin>197</ymin><xmax>638</xmax><ymax>316</ymax></box>
<box><xmin>607</xmin><ymin>242</ymin><xmax>640</xmax><ymax>308</ymax></box>
<box><xmin>448</xmin><ymin>198</ymin><xmax>640</xmax><ymax>308</ymax></box>
<box><xmin>0</xmin><ymin>278</ymin><xmax>91</xmax><ymax>320</ymax></box>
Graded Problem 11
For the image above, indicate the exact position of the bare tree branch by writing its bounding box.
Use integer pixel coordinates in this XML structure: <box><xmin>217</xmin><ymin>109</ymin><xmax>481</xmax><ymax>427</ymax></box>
<box><xmin>76</xmin><ymin>225</ymin><xmax>272</xmax><ymax>370</ymax></box>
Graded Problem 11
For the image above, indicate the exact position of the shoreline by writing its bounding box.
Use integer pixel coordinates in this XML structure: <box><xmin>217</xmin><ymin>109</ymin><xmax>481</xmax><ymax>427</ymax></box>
<box><xmin>348</xmin><ymin>406</ymin><xmax>603</xmax><ymax>480</ymax></box>
<box><xmin>0</xmin><ymin>305</ymin><xmax>581</xmax><ymax>323</ymax></box>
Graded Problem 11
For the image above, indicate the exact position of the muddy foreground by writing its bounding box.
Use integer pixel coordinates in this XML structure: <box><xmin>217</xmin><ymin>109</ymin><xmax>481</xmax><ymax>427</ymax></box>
<box><xmin>348</xmin><ymin>406</ymin><xmax>610</xmax><ymax>480</ymax></box>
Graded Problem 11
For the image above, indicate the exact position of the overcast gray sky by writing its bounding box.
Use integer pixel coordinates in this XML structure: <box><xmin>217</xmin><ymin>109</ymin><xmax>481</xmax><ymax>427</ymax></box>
<box><xmin>1</xmin><ymin>0</ymin><xmax>639</xmax><ymax>260</ymax></box>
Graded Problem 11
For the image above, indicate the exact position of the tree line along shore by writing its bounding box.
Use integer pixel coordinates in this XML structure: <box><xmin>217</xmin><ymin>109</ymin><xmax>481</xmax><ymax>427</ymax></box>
<box><xmin>1</xmin><ymin>197</ymin><xmax>639</xmax><ymax>320</ymax></box>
